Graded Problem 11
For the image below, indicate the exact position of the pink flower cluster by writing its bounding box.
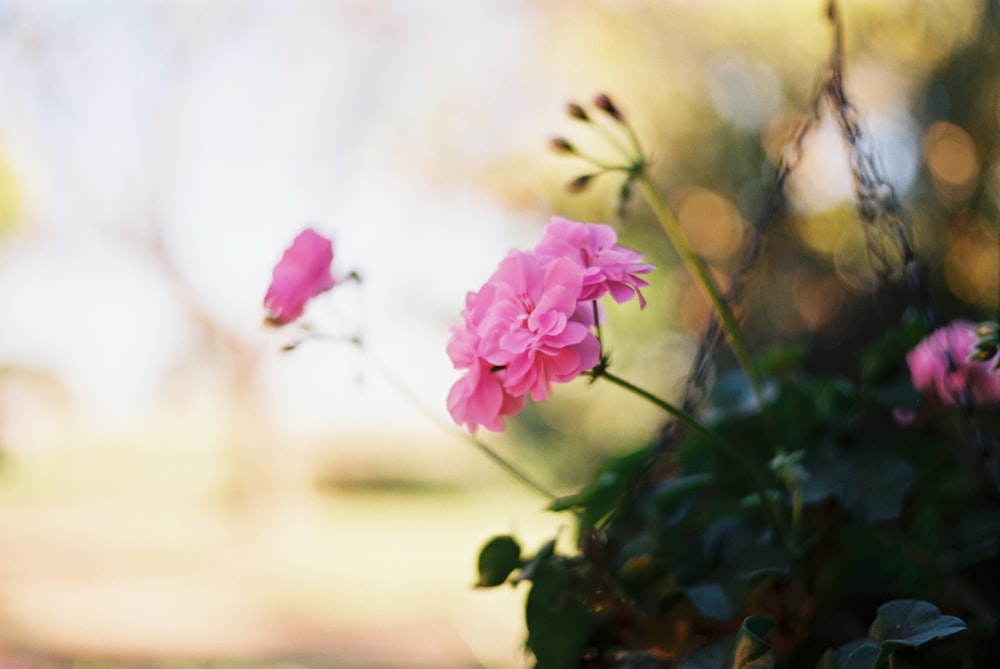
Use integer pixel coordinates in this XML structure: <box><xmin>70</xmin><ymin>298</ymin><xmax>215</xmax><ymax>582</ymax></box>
<box><xmin>447</xmin><ymin>217</ymin><xmax>654</xmax><ymax>432</ymax></box>
<box><xmin>264</xmin><ymin>228</ymin><xmax>336</xmax><ymax>325</ymax></box>
<box><xmin>906</xmin><ymin>320</ymin><xmax>1000</xmax><ymax>409</ymax></box>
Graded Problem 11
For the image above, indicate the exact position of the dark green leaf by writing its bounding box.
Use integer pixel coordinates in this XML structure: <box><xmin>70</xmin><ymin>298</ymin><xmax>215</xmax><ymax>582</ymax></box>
<box><xmin>836</xmin><ymin>449</ymin><xmax>916</xmax><ymax>522</ymax></box>
<box><xmin>755</xmin><ymin>344</ymin><xmax>808</xmax><ymax>375</ymax></box>
<box><xmin>684</xmin><ymin>581</ymin><xmax>743</xmax><ymax>620</ymax></box>
<box><xmin>513</xmin><ymin>538</ymin><xmax>557</xmax><ymax>585</ymax></box>
<box><xmin>525</xmin><ymin>561</ymin><xmax>601</xmax><ymax>669</ymax></box>
<box><xmin>832</xmin><ymin>640</ymin><xmax>882</xmax><ymax>669</ymax></box>
<box><xmin>861</xmin><ymin>315</ymin><xmax>930</xmax><ymax>384</ymax></box>
<box><xmin>869</xmin><ymin>599</ymin><xmax>967</xmax><ymax>650</ymax></box>
<box><xmin>733</xmin><ymin>617</ymin><xmax>777</xmax><ymax>668</ymax></box>
<box><xmin>652</xmin><ymin>473</ymin><xmax>712</xmax><ymax>513</ymax></box>
<box><xmin>799</xmin><ymin>438</ymin><xmax>847</xmax><ymax>504</ymax></box>
<box><xmin>937</xmin><ymin>508</ymin><xmax>1000</xmax><ymax>572</ymax></box>
<box><xmin>680</xmin><ymin>616</ymin><xmax>775</xmax><ymax>669</ymax></box>
<box><xmin>548</xmin><ymin>449</ymin><xmax>650</xmax><ymax>526</ymax></box>
<box><xmin>476</xmin><ymin>535</ymin><xmax>521</xmax><ymax>588</ymax></box>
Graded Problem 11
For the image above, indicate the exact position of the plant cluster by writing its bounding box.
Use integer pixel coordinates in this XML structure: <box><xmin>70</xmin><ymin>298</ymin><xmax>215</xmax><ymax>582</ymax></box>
<box><xmin>262</xmin><ymin>8</ymin><xmax>1000</xmax><ymax>669</ymax></box>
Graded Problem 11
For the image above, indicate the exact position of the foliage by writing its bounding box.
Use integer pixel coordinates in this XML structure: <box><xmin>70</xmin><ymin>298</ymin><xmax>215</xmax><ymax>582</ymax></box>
<box><xmin>477</xmin><ymin>314</ymin><xmax>994</xmax><ymax>666</ymax></box>
<box><xmin>470</xmin><ymin>7</ymin><xmax>1000</xmax><ymax>669</ymax></box>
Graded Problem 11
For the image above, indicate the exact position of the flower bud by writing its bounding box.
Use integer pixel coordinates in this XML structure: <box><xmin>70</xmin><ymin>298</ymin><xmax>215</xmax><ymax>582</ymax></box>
<box><xmin>974</xmin><ymin>322</ymin><xmax>998</xmax><ymax>337</ymax></box>
<box><xmin>549</xmin><ymin>137</ymin><xmax>576</xmax><ymax>154</ymax></box>
<box><xmin>566</xmin><ymin>174</ymin><xmax>594</xmax><ymax>193</ymax></box>
<box><xmin>566</xmin><ymin>103</ymin><xmax>589</xmax><ymax>122</ymax></box>
<box><xmin>593</xmin><ymin>93</ymin><xmax>624</xmax><ymax>122</ymax></box>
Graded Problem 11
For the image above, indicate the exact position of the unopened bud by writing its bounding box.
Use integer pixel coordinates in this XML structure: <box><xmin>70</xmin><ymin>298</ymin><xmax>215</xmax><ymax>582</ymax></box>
<box><xmin>975</xmin><ymin>322</ymin><xmax>998</xmax><ymax>337</ymax></box>
<box><xmin>593</xmin><ymin>93</ymin><xmax>624</xmax><ymax>122</ymax></box>
<box><xmin>549</xmin><ymin>137</ymin><xmax>576</xmax><ymax>154</ymax></box>
<box><xmin>970</xmin><ymin>349</ymin><xmax>994</xmax><ymax>362</ymax></box>
<box><xmin>566</xmin><ymin>103</ymin><xmax>589</xmax><ymax>122</ymax></box>
<box><xmin>566</xmin><ymin>174</ymin><xmax>594</xmax><ymax>193</ymax></box>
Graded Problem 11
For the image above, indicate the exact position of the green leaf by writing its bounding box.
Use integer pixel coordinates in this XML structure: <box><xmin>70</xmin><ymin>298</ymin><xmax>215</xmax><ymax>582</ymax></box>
<box><xmin>836</xmin><ymin>449</ymin><xmax>916</xmax><ymax>522</ymax></box>
<box><xmin>525</xmin><ymin>560</ymin><xmax>600</xmax><ymax>669</ymax></box>
<box><xmin>754</xmin><ymin>344</ymin><xmax>808</xmax><ymax>375</ymax></box>
<box><xmin>476</xmin><ymin>535</ymin><xmax>521</xmax><ymax>588</ymax></box>
<box><xmin>816</xmin><ymin>640</ymin><xmax>883</xmax><ymax>669</ymax></box>
<box><xmin>799</xmin><ymin>438</ymin><xmax>846</xmax><ymax>504</ymax></box>
<box><xmin>684</xmin><ymin>581</ymin><xmax>744</xmax><ymax>620</ymax></box>
<box><xmin>513</xmin><ymin>538</ymin><xmax>557</xmax><ymax>585</ymax></box>
<box><xmin>548</xmin><ymin>448</ymin><xmax>651</xmax><ymax>527</ymax></box>
<box><xmin>733</xmin><ymin>616</ymin><xmax>777</xmax><ymax>668</ymax></box>
<box><xmin>937</xmin><ymin>507</ymin><xmax>1000</xmax><ymax>572</ymax></box>
<box><xmin>861</xmin><ymin>315</ymin><xmax>930</xmax><ymax>384</ymax></box>
<box><xmin>651</xmin><ymin>473</ymin><xmax>712</xmax><ymax>514</ymax></box>
<box><xmin>680</xmin><ymin>616</ymin><xmax>775</xmax><ymax>669</ymax></box>
<box><xmin>869</xmin><ymin>599</ymin><xmax>967</xmax><ymax>651</ymax></box>
<box><xmin>701</xmin><ymin>370</ymin><xmax>772</xmax><ymax>424</ymax></box>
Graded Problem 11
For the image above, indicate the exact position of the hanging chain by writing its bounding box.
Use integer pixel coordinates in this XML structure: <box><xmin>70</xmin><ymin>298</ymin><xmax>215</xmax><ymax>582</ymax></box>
<box><xmin>679</xmin><ymin>0</ymin><xmax>933</xmax><ymax>414</ymax></box>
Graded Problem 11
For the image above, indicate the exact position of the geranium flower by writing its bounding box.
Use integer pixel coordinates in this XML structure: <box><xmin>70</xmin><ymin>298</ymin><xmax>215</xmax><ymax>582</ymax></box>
<box><xmin>533</xmin><ymin>216</ymin><xmax>654</xmax><ymax>308</ymax></box>
<box><xmin>478</xmin><ymin>251</ymin><xmax>600</xmax><ymax>401</ymax></box>
<box><xmin>907</xmin><ymin>320</ymin><xmax>1000</xmax><ymax>408</ymax></box>
<box><xmin>446</xmin><ymin>284</ymin><xmax>527</xmax><ymax>432</ymax></box>
<box><xmin>446</xmin><ymin>333</ymin><xmax>526</xmax><ymax>433</ymax></box>
<box><xmin>264</xmin><ymin>228</ymin><xmax>336</xmax><ymax>325</ymax></box>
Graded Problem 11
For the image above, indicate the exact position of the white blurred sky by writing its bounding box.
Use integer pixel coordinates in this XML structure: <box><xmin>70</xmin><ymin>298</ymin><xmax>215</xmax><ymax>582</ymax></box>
<box><xmin>0</xmin><ymin>0</ymin><xmax>570</xmax><ymax>436</ymax></box>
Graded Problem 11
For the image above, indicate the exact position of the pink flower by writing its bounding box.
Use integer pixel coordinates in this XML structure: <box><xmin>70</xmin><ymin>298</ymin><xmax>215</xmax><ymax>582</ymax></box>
<box><xmin>446</xmin><ymin>217</ymin><xmax>651</xmax><ymax>433</ymax></box>
<box><xmin>533</xmin><ymin>217</ymin><xmax>654</xmax><ymax>308</ymax></box>
<box><xmin>264</xmin><ymin>228</ymin><xmax>336</xmax><ymax>325</ymax></box>
<box><xmin>446</xmin><ymin>336</ymin><xmax>526</xmax><ymax>433</ymax></box>
<box><xmin>446</xmin><ymin>285</ymin><xmax>527</xmax><ymax>432</ymax></box>
<box><xmin>479</xmin><ymin>252</ymin><xmax>600</xmax><ymax>401</ymax></box>
<box><xmin>906</xmin><ymin>320</ymin><xmax>1000</xmax><ymax>408</ymax></box>
<box><xmin>446</xmin><ymin>252</ymin><xmax>601</xmax><ymax>432</ymax></box>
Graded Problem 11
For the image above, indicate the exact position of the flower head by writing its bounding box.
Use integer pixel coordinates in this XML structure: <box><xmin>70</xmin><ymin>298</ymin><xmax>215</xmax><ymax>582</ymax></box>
<box><xmin>446</xmin><ymin>251</ymin><xmax>601</xmax><ymax>432</ymax></box>
<box><xmin>533</xmin><ymin>217</ymin><xmax>654</xmax><ymax>307</ymax></box>
<box><xmin>479</xmin><ymin>252</ymin><xmax>600</xmax><ymax>401</ymax></box>
<box><xmin>907</xmin><ymin>320</ymin><xmax>1000</xmax><ymax>408</ymax></box>
<box><xmin>264</xmin><ymin>228</ymin><xmax>336</xmax><ymax>325</ymax></box>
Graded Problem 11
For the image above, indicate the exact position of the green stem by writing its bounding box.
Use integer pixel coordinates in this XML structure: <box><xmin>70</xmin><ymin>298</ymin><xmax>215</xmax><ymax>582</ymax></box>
<box><xmin>592</xmin><ymin>300</ymin><xmax>604</xmax><ymax>357</ymax></box>
<box><xmin>596</xmin><ymin>367</ymin><xmax>785</xmax><ymax>542</ymax></box>
<box><xmin>597</xmin><ymin>368</ymin><xmax>716</xmax><ymax>439</ymax></box>
<box><xmin>634</xmin><ymin>172</ymin><xmax>764</xmax><ymax>402</ymax></box>
<box><xmin>339</xmin><ymin>338</ymin><xmax>559</xmax><ymax>501</ymax></box>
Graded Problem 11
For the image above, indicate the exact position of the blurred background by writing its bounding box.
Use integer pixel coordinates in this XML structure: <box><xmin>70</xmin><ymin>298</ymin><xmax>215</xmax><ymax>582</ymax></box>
<box><xmin>0</xmin><ymin>0</ymin><xmax>996</xmax><ymax>667</ymax></box>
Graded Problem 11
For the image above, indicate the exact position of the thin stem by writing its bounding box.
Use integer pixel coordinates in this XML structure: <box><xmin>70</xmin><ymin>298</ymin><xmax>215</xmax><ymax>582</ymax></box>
<box><xmin>634</xmin><ymin>172</ymin><xmax>764</xmax><ymax>401</ymax></box>
<box><xmin>596</xmin><ymin>367</ymin><xmax>785</xmax><ymax>542</ymax></box>
<box><xmin>297</xmin><ymin>332</ymin><xmax>558</xmax><ymax>501</ymax></box>
<box><xmin>592</xmin><ymin>300</ymin><xmax>604</xmax><ymax>358</ymax></box>
<box><xmin>590</xmin><ymin>120</ymin><xmax>637</xmax><ymax>162</ymax></box>
<box><xmin>597</xmin><ymin>368</ymin><xmax>715</xmax><ymax>439</ymax></box>
<box><xmin>361</xmin><ymin>348</ymin><xmax>559</xmax><ymax>502</ymax></box>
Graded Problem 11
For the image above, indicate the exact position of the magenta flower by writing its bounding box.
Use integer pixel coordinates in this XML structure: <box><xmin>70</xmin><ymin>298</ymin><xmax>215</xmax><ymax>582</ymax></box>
<box><xmin>906</xmin><ymin>320</ymin><xmax>1000</xmax><ymax>408</ymax></box>
<box><xmin>533</xmin><ymin>217</ymin><xmax>654</xmax><ymax>308</ymax></box>
<box><xmin>264</xmin><ymin>228</ymin><xmax>336</xmax><ymax>325</ymax></box>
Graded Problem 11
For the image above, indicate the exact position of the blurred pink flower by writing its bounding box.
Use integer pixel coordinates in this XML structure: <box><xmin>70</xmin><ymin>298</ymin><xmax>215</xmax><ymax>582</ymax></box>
<box><xmin>533</xmin><ymin>217</ymin><xmax>654</xmax><ymax>308</ymax></box>
<box><xmin>907</xmin><ymin>320</ymin><xmax>1000</xmax><ymax>408</ymax></box>
<box><xmin>264</xmin><ymin>228</ymin><xmax>336</xmax><ymax>325</ymax></box>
